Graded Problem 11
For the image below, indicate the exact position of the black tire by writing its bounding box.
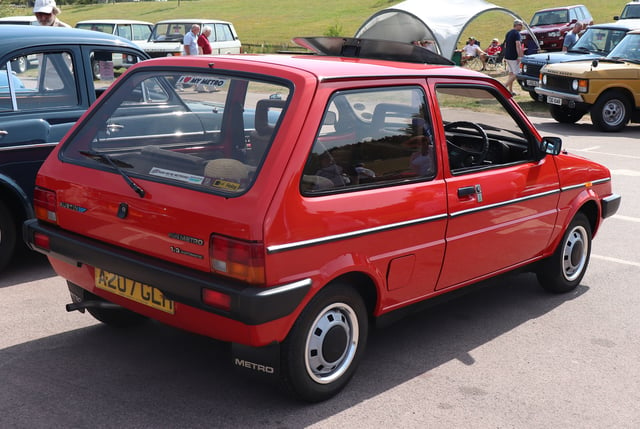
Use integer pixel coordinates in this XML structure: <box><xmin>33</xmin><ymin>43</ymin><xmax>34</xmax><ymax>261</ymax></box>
<box><xmin>536</xmin><ymin>213</ymin><xmax>591</xmax><ymax>293</ymax></box>
<box><xmin>0</xmin><ymin>201</ymin><xmax>17</xmax><ymax>274</ymax></box>
<box><xmin>281</xmin><ymin>283</ymin><xmax>368</xmax><ymax>402</ymax></box>
<box><xmin>11</xmin><ymin>56</ymin><xmax>28</xmax><ymax>74</ymax></box>
<box><xmin>590</xmin><ymin>90</ymin><xmax>631</xmax><ymax>132</ymax></box>
<box><xmin>68</xmin><ymin>282</ymin><xmax>147</xmax><ymax>328</ymax></box>
<box><xmin>91</xmin><ymin>59</ymin><xmax>101</xmax><ymax>80</ymax></box>
<box><xmin>528</xmin><ymin>91</ymin><xmax>546</xmax><ymax>103</ymax></box>
<box><xmin>549</xmin><ymin>105</ymin><xmax>584</xmax><ymax>124</ymax></box>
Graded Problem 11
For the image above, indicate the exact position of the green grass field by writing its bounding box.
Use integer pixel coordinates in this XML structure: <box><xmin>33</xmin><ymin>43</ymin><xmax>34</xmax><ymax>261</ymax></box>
<box><xmin>3</xmin><ymin>0</ymin><xmax>631</xmax><ymax>49</ymax></box>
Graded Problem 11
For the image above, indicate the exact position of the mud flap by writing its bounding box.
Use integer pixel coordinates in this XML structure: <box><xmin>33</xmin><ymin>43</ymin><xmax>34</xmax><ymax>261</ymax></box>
<box><xmin>231</xmin><ymin>342</ymin><xmax>280</xmax><ymax>382</ymax></box>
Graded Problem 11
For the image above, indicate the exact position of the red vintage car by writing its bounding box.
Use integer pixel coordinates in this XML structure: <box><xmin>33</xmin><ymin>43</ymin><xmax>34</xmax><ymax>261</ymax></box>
<box><xmin>24</xmin><ymin>38</ymin><xmax>620</xmax><ymax>402</ymax></box>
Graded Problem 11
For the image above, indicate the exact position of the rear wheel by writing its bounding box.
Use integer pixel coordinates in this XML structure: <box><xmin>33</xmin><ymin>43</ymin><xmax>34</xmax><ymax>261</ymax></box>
<box><xmin>11</xmin><ymin>56</ymin><xmax>28</xmax><ymax>74</ymax></box>
<box><xmin>0</xmin><ymin>201</ymin><xmax>17</xmax><ymax>273</ymax></box>
<box><xmin>590</xmin><ymin>90</ymin><xmax>630</xmax><ymax>132</ymax></box>
<box><xmin>280</xmin><ymin>283</ymin><xmax>368</xmax><ymax>402</ymax></box>
<box><xmin>550</xmin><ymin>105</ymin><xmax>584</xmax><ymax>124</ymax></box>
<box><xmin>536</xmin><ymin>213</ymin><xmax>591</xmax><ymax>293</ymax></box>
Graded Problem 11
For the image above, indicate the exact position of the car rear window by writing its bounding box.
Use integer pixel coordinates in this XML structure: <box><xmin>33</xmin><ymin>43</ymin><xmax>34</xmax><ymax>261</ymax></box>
<box><xmin>61</xmin><ymin>69</ymin><xmax>291</xmax><ymax>196</ymax></box>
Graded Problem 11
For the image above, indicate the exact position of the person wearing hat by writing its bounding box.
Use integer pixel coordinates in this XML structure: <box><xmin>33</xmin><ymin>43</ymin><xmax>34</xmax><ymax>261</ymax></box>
<box><xmin>460</xmin><ymin>37</ymin><xmax>488</xmax><ymax>70</ymax></box>
<box><xmin>33</xmin><ymin>0</ymin><xmax>70</xmax><ymax>27</ymax></box>
<box><xmin>486</xmin><ymin>38</ymin><xmax>502</xmax><ymax>56</ymax></box>
<box><xmin>503</xmin><ymin>19</ymin><xmax>524</xmax><ymax>95</ymax></box>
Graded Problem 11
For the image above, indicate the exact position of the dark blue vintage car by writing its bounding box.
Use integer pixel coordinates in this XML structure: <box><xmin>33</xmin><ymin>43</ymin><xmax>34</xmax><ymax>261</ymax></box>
<box><xmin>517</xmin><ymin>20</ymin><xmax>640</xmax><ymax>101</ymax></box>
<box><xmin>0</xmin><ymin>25</ymin><xmax>149</xmax><ymax>272</ymax></box>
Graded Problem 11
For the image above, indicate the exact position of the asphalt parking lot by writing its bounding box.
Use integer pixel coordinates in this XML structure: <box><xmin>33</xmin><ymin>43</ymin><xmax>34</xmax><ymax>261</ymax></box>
<box><xmin>1</xmin><ymin>114</ymin><xmax>638</xmax><ymax>428</ymax></box>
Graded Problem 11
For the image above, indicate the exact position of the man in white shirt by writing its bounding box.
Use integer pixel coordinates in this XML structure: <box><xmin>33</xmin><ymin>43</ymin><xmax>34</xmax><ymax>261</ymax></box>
<box><xmin>461</xmin><ymin>37</ymin><xmax>488</xmax><ymax>70</ymax></box>
<box><xmin>183</xmin><ymin>24</ymin><xmax>200</xmax><ymax>55</ymax></box>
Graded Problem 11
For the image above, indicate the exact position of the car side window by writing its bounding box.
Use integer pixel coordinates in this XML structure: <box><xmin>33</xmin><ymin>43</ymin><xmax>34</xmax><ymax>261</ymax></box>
<box><xmin>214</xmin><ymin>24</ymin><xmax>234</xmax><ymax>42</ymax></box>
<box><xmin>302</xmin><ymin>86</ymin><xmax>435</xmax><ymax>194</ymax></box>
<box><xmin>117</xmin><ymin>25</ymin><xmax>132</xmax><ymax>40</ymax></box>
<box><xmin>132</xmin><ymin>24</ymin><xmax>151</xmax><ymax>42</ymax></box>
<box><xmin>435</xmin><ymin>85</ymin><xmax>533</xmax><ymax>174</ymax></box>
<box><xmin>91</xmin><ymin>49</ymin><xmax>146</xmax><ymax>94</ymax></box>
<box><xmin>0</xmin><ymin>51</ymin><xmax>79</xmax><ymax>112</ymax></box>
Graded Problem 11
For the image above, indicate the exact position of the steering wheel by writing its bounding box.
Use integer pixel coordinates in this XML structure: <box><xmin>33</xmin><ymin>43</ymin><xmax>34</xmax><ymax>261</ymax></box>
<box><xmin>444</xmin><ymin>121</ymin><xmax>490</xmax><ymax>167</ymax></box>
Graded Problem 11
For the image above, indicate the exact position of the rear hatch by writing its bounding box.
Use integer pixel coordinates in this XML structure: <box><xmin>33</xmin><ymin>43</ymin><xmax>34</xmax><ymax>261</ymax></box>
<box><xmin>40</xmin><ymin>65</ymin><xmax>293</xmax><ymax>277</ymax></box>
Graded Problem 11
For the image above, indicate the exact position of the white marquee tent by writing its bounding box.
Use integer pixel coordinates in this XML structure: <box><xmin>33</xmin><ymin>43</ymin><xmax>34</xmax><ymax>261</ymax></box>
<box><xmin>354</xmin><ymin>0</ymin><xmax>536</xmax><ymax>60</ymax></box>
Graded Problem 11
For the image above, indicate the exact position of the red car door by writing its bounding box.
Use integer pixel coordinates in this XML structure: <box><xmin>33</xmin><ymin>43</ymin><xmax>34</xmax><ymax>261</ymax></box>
<box><xmin>431</xmin><ymin>83</ymin><xmax>560</xmax><ymax>290</ymax></box>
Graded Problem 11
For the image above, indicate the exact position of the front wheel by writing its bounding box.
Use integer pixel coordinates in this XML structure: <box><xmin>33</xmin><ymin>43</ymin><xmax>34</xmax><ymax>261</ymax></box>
<box><xmin>281</xmin><ymin>284</ymin><xmax>368</xmax><ymax>402</ymax></box>
<box><xmin>590</xmin><ymin>90</ymin><xmax>630</xmax><ymax>132</ymax></box>
<box><xmin>550</xmin><ymin>105</ymin><xmax>584</xmax><ymax>124</ymax></box>
<box><xmin>536</xmin><ymin>213</ymin><xmax>592</xmax><ymax>293</ymax></box>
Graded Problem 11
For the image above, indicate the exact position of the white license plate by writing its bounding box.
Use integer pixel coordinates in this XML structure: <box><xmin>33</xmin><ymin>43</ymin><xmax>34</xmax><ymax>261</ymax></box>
<box><xmin>547</xmin><ymin>96</ymin><xmax>562</xmax><ymax>106</ymax></box>
<box><xmin>526</xmin><ymin>79</ymin><xmax>539</xmax><ymax>87</ymax></box>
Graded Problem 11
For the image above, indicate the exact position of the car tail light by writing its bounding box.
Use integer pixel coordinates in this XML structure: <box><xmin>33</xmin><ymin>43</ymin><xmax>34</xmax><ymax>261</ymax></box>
<box><xmin>33</xmin><ymin>186</ymin><xmax>57</xmax><ymax>224</ymax></box>
<box><xmin>210</xmin><ymin>235</ymin><xmax>265</xmax><ymax>285</ymax></box>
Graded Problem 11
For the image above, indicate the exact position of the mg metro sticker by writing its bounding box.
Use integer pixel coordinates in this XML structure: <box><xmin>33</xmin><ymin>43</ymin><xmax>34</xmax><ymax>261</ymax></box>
<box><xmin>149</xmin><ymin>167</ymin><xmax>204</xmax><ymax>185</ymax></box>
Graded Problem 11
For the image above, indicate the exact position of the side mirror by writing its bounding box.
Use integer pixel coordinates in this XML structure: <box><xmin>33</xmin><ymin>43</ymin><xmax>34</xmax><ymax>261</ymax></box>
<box><xmin>538</xmin><ymin>136</ymin><xmax>562</xmax><ymax>156</ymax></box>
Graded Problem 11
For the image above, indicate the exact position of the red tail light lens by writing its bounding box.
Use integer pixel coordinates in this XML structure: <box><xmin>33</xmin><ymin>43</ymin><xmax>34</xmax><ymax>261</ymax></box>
<box><xmin>210</xmin><ymin>235</ymin><xmax>265</xmax><ymax>285</ymax></box>
<box><xmin>33</xmin><ymin>187</ymin><xmax>57</xmax><ymax>224</ymax></box>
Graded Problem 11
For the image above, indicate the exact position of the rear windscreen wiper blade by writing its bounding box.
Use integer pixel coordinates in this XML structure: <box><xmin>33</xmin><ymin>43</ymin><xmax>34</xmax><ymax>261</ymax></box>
<box><xmin>79</xmin><ymin>150</ymin><xmax>145</xmax><ymax>198</ymax></box>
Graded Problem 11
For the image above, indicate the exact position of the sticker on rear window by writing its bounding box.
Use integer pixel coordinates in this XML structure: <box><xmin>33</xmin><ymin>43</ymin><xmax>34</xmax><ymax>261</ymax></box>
<box><xmin>177</xmin><ymin>76</ymin><xmax>226</xmax><ymax>89</ymax></box>
<box><xmin>149</xmin><ymin>167</ymin><xmax>204</xmax><ymax>185</ymax></box>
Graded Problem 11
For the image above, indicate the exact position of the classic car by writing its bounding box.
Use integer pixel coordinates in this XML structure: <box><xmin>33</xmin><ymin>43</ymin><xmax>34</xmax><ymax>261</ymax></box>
<box><xmin>535</xmin><ymin>29</ymin><xmax>640</xmax><ymax>131</ymax></box>
<box><xmin>24</xmin><ymin>37</ymin><xmax>619</xmax><ymax>401</ymax></box>
<box><xmin>0</xmin><ymin>25</ymin><xmax>149</xmax><ymax>272</ymax></box>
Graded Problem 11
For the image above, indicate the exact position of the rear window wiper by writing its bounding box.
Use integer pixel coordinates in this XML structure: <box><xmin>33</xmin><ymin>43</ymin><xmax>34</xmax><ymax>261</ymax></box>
<box><xmin>79</xmin><ymin>150</ymin><xmax>146</xmax><ymax>198</ymax></box>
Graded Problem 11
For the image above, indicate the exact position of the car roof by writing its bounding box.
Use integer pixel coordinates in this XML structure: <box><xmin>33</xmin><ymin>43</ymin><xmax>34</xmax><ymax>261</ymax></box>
<box><xmin>588</xmin><ymin>19</ymin><xmax>640</xmax><ymax>30</ymax></box>
<box><xmin>0</xmin><ymin>25</ymin><xmax>146</xmax><ymax>51</ymax></box>
<box><xmin>534</xmin><ymin>5</ymin><xmax>587</xmax><ymax>12</ymax></box>
<box><xmin>155</xmin><ymin>18</ymin><xmax>232</xmax><ymax>25</ymax></box>
<box><xmin>626</xmin><ymin>29</ymin><xmax>640</xmax><ymax>34</ymax></box>
<box><xmin>76</xmin><ymin>19</ymin><xmax>153</xmax><ymax>25</ymax></box>
<box><xmin>0</xmin><ymin>15</ymin><xmax>38</xmax><ymax>24</ymax></box>
<box><xmin>137</xmin><ymin>53</ymin><xmax>469</xmax><ymax>81</ymax></box>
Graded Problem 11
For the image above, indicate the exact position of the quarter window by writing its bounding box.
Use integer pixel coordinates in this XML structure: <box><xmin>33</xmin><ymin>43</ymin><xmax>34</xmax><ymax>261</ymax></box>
<box><xmin>302</xmin><ymin>87</ymin><xmax>435</xmax><ymax>194</ymax></box>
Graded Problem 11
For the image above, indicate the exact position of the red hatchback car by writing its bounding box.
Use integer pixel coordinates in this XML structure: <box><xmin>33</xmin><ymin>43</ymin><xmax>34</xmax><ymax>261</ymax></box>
<box><xmin>24</xmin><ymin>38</ymin><xmax>620</xmax><ymax>402</ymax></box>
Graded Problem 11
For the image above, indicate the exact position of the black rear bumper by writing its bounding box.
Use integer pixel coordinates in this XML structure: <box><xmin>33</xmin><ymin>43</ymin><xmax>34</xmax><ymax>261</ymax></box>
<box><xmin>23</xmin><ymin>219</ymin><xmax>311</xmax><ymax>325</ymax></box>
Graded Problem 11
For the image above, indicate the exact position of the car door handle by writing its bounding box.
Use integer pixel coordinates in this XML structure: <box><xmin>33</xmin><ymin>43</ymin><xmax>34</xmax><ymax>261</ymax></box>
<box><xmin>457</xmin><ymin>186</ymin><xmax>476</xmax><ymax>197</ymax></box>
<box><xmin>0</xmin><ymin>130</ymin><xmax>8</xmax><ymax>136</ymax></box>
<box><xmin>457</xmin><ymin>185</ymin><xmax>483</xmax><ymax>202</ymax></box>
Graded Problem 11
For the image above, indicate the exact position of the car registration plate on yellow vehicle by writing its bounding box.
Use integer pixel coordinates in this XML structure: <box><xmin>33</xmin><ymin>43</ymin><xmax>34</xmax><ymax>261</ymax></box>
<box><xmin>94</xmin><ymin>268</ymin><xmax>175</xmax><ymax>314</ymax></box>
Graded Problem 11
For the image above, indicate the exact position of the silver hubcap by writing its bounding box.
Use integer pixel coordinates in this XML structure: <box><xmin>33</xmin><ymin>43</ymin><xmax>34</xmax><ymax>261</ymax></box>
<box><xmin>304</xmin><ymin>302</ymin><xmax>359</xmax><ymax>384</ymax></box>
<box><xmin>562</xmin><ymin>225</ymin><xmax>588</xmax><ymax>282</ymax></box>
<box><xmin>602</xmin><ymin>99</ymin><xmax>625</xmax><ymax>126</ymax></box>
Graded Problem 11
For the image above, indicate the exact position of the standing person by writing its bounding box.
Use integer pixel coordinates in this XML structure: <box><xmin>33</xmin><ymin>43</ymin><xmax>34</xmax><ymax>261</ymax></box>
<box><xmin>562</xmin><ymin>22</ymin><xmax>583</xmax><ymax>52</ymax></box>
<box><xmin>33</xmin><ymin>0</ymin><xmax>70</xmax><ymax>28</ymax></box>
<box><xmin>198</xmin><ymin>26</ymin><xmax>213</xmax><ymax>55</ymax></box>
<box><xmin>183</xmin><ymin>24</ymin><xmax>200</xmax><ymax>56</ymax></box>
<box><xmin>504</xmin><ymin>19</ymin><xmax>524</xmax><ymax>96</ymax></box>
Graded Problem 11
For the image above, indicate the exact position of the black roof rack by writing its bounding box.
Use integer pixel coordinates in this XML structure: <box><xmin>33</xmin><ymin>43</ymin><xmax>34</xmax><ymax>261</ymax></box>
<box><xmin>292</xmin><ymin>36</ymin><xmax>455</xmax><ymax>66</ymax></box>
